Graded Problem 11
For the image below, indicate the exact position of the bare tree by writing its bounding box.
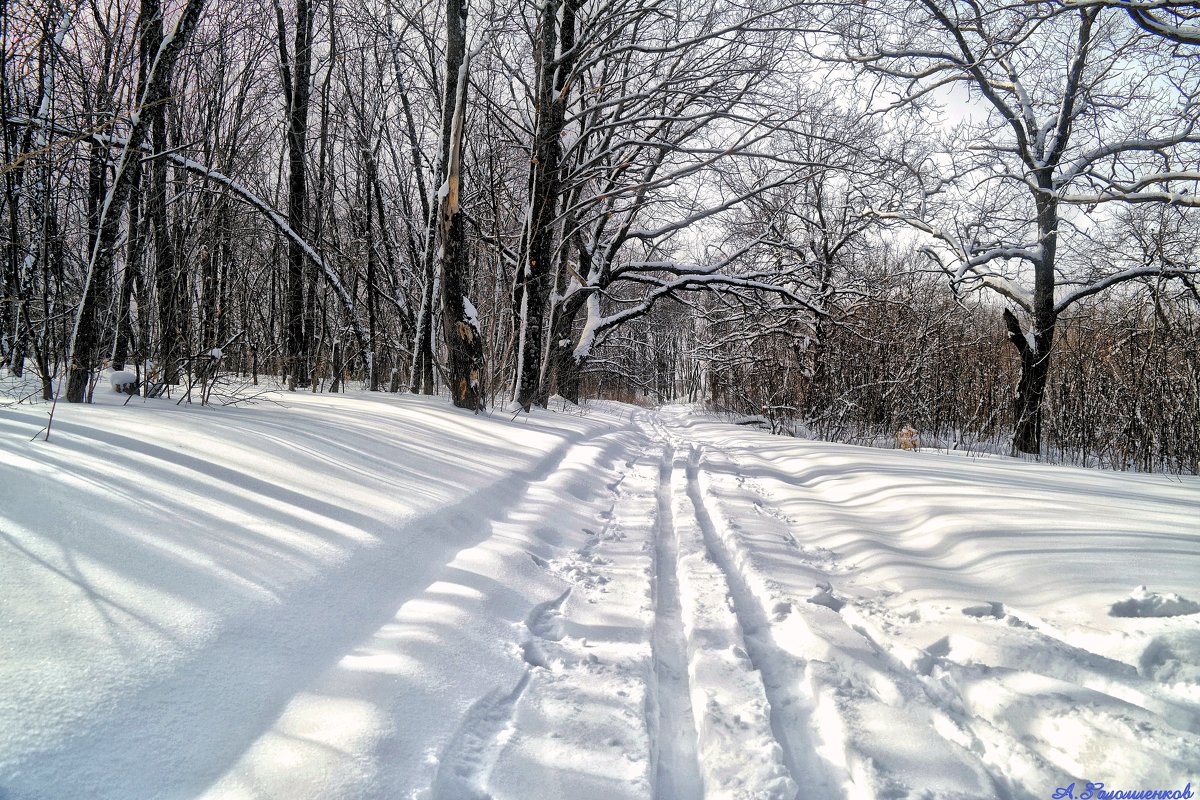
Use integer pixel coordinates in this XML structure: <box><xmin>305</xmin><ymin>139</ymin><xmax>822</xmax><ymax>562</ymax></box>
<box><xmin>1063</xmin><ymin>0</ymin><xmax>1200</xmax><ymax>45</ymax></box>
<box><xmin>274</xmin><ymin>0</ymin><xmax>316</xmax><ymax>391</ymax></box>
<box><xmin>510</xmin><ymin>0</ymin><xmax>579</xmax><ymax>409</ymax></box>
<box><xmin>2</xmin><ymin>0</ymin><xmax>74</xmax><ymax>392</ymax></box>
<box><xmin>494</xmin><ymin>0</ymin><xmax>822</xmax><ymax>406</ymax></box>
<box><xmin>837</xmin><ymin>0</ymin><xmax>1200</xmax><ymax>452</ymax></box>
<box><xmin>64</xmin><ymin>0</ymin><xmax>206</xmax><ymax>403</ymax></box>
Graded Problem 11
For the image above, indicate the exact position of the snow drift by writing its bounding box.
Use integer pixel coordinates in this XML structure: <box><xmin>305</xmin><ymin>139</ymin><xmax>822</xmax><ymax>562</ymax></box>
<box><xmin>1</xmin><ymin>388</ymin><xmax>1196</xmax><ymax>799</ymax></box>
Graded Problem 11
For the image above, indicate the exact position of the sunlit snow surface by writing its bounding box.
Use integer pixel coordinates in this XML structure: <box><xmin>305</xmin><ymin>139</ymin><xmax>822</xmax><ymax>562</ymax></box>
<box><xmin>1</xmin><ymin>385</ymin><xmax>1197</xmax><ymax>800</ymax></box>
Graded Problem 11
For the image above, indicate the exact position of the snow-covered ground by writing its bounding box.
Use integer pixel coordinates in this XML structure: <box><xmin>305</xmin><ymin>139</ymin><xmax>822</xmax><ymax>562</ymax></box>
<box><xmin>1</xmin><ymin>383</ymin><xmax>1197</xmax><ymax>800</ymax></box>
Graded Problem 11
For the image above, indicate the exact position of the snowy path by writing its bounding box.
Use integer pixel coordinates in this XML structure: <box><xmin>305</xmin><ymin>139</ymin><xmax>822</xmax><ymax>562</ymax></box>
<box><xmin>682</xmin><ymin>446</ymin><xmax>833</xmax><ymax>797</ymax></box>
<box><xmin>648</xmin><ymin>442</ymin><xmax>704</xmax><ymax>799</ymax></box>
<box><xmin>2</xmin><ymin>392</ymin><xmax>1198</xmax><ymax>799</ymax></box>
<box><xmin>646</xmin><ymin>408</ymin><xmax>1199</xmax><ymax>800</ymax></box>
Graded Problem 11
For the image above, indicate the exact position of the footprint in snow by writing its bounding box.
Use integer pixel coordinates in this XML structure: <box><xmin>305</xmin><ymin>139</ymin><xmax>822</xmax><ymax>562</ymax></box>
<box><xmin>807</xmin><ymin>581</ymin><xmax>846</xmax><ymax>612</ymax></box>
<box><xmin>962</xmin><ymin>601</ymin><xmax>1006</xmax><ymax>619</ymax></box>
<box><xmin>525</xmin><ymin>588</ymin><xmax>570</xmax><ymax>642</ymax></box>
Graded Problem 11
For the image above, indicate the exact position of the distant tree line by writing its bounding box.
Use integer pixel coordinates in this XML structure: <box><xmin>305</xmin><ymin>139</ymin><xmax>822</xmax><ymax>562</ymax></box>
<box><xmin>1</xmin><ymin>0</ymin><xmax>1196</xmax><ymax>471</ymax></box>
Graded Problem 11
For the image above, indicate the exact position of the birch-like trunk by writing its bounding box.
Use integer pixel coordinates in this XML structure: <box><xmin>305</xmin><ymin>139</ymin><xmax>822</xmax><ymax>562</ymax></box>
<box><xmin>437</xmin><ymin>6</ymin><xmax>484</xmax><ymax>411</ymax></box>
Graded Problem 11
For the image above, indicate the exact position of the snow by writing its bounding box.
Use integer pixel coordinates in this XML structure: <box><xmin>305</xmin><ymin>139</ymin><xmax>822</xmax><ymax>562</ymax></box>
<box><xmin>1110</xmin><ymin>586</ymin><xmax>1200</xmax><ymax>619</ymax></box>
<box><xmin>463</xmin><ymin>296</ymin><xmax>480</xmax><ymax>333</ymax></box>
<box><xmin>1</xmin><ymin>393</ymin><xmax>1197</xmax><ymax>799</ymax></box>
<box><xmin>108</xmin><ymin>370</ymin><xmax>137</xmax><ymax>390</ymax></box>
<box><xmin>573</xmin><ymin>292</ymin><xmax>601</xmax><ymax>360</ymax></box>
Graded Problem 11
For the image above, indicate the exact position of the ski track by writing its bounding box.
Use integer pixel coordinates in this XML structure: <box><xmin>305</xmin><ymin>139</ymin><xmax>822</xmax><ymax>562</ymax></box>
<box><xmin>683</xmin><ymin>447</ymin><xmax>832</xmax><ymax>800</ymax></box>
<box><xmin>204</xmin><ymin>406</ymin><xmax>1200</xmax><ymax>799</ymax></box>
<box><xmin>645</xmin><ymin>410</ymin><xmax>797</xmax><ymax>800</ymax></box>
<box><xmin>703</xmin><ymin>438</ymin><xmax>1199</xmax><ymax>798</ymax></box>
<box><xmin>664</xmin><ymin>421</ymin><xmax>1072</xmax><ymax>800</ymax></box>
<box><xmin>202</xmin><ymin>418</ymin><xmax>645</xmax><ymax>800</ymax></box>
<box><xmin>699</xmin><ymin>445</ymin><xmax>1030</xmax><ymax>799</ymax></box>
<box><xmin>648</xmin><ymin>442</ymin><xmax>705</xmax><ymax>800</ymax></box>
<box><xmin>7</xmin><ymin>396</ymin><xmax>1198</xmax><ymax>800</ymax></box>
<box><xmin>424</xmin><ymin>424</ymin><xmax>643</xmax><ymax>800</ymax></box>
<box><xmin>8</xmin><ymin>418</ymin><xmax>636</xmax><ymax>800</ymax></box>
<box><xmin>430</xmin><ymin>671</ymin><xmax>532</xmax><ymax>800</ymax></box>
<box><xmin>455</xmin><ymin>409</ymin><xmax>1074</xmax><ymax>799</ymax></box>
<box><xmin>430</xmin><ymin>591</ymin><xmax>572</xmax><ymax>799</ymax></box>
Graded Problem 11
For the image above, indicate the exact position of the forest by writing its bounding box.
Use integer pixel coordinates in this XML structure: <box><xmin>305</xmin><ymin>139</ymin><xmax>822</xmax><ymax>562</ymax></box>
<box><xmin>2</xmin><ymin>0</ymin><xmax>1198</xmax><ymax>472</ymax></box>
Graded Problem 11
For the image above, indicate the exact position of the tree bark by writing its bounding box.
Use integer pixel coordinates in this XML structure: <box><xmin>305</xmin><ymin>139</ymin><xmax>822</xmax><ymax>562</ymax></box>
<box><xmin>514</xmin><ymin>0</ymin><xmax>578</xmax><ymax>410</ymax></box>
<box><xmin>2</xmin><ymin>130</ymin><xmax>23</xmax><ymax>373</ymax></box>
<box><xmin>436</xmin><ymin>0</ymin><xmax>485</xmax><ymax>410</ymax></box>
<box><xmin>542</xmin><ymin>283</ymin><xmax>587</xmax><ymax>405</ymax></box>
<box><xmin>276</xmin><ymin>0</ymin><xmax>316</xmax><ymax>391</ymax></box>
<box><xmin>1005</xmin><ymin>298</ymin><xmax>1056</xmax><ymax>457</ymax></box>
<box><xmin>150</xmin><ymin>67</ymin><xmax>185</xmax><ymax>386</ymax></box>
<box><xmin>1004</xmin><ymin>185</ymin><xmax>1060</xmax><ymax>455</ymax></box>
<box><xmin>392</xmin><ymin>52</ymin><xmax>434</xmax><ymax>396</ymax></box>
<box><xmin>111</xmin><ymin>155</ymin><xmax>144</xmax><ymax>372</ymax></box>
<box><xmin>410</xmin><ymin>282</ymin><xmax>435</xmax><ymax>393</ymax></box>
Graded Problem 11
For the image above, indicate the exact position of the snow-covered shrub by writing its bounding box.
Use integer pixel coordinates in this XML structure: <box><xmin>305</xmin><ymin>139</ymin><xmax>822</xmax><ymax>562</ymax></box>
<box><xmin>110</xmin><ymin>370</ymin><xmax>137</xmax><ymax>395</ymax></box>
<box><xmin>896</xmin><ymin>425</ymin><xmax>920</xmax><ymax>451</ymax></box>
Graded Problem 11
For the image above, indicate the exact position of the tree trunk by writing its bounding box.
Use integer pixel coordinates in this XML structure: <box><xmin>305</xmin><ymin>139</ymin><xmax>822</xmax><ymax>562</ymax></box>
<box><xmin>550</xmin><ymin>338</ymin><xmax>582</xmax><ymax>404</ymax></box>
<box><xmin>276</xmin><ymin>0</ymin><xmax>316</xmax><ymax>390</ymax></box>
<box><xmin>1005</xmin><ymin>308</ymin><xmax>1055</xmax><ymax>455</ymax></box>
<box><xmin>1</xmin><ymin>15</ymin><xmax>22</xmax><ymax>372</ymax></box>
<box><xmin>9</xmin><ymin>3</ymin><xmax>73</xmax><ymax>378</ymax></box>
<box><xmin>67</xmin><ymin>135</ymin><xmax>110</xmax><ymax>401</ymax></box>
<box><xmin>1005</xmin><ymin>187</ymin><xmax>1060</xmax><ymax>455</ymax></box>
<box><xmin>64</xmin><ymin>0</ymin><xmax>206</xmax><ymax>402</ymax></box>
<box><xmin>392</xmin><ymin>50</ymin><xmax>433</xmax><ymax>396</ymax></box>
<box><xmin>410</xmin><ymin>281</ymin><xmax>435</xmax><ymax>393</ymax></box>
<box><xmin>439</xmin><ymin>170</ymin><xmax>484</xmax><ymax>409</ymax></box>
<box><xmin>514</xmin><ymin>0</ymin><xmax>577</xmax><ymax>410</ymax></box>
<box><xmin>111</xmin><ymin>155</ymin><xmax>144</xmax><ymax>371</ymax></box>
<box><xmin>358</xmin><ymin>148</ymin><xmax>380</xmax><ymax>391</ymax></box>
<box><xmin>437</xmin><ymin>0</ymin><xmax>484</xmax><ymax>410</ymax></box>
<box><xmin>151</xmin><ymin>82</ymin><xmax>184</xmax><ymax>385</ymax></box>
<box><xmin>2</xmin><ymin>130</ymin><xmax>23</xmax><ymax>374</ymax></box>
<box><xmin>364</xmin><ymin>206</ymin><xmax>379</xmax><ymax>392</ymax></box>
<box><xmin>542</xmin><ymin>287</ymin><xmax>586</xmax><ymax>405</ymax></box>
<box><xmin>199</xmin><ymin>194</ymin><xmax>223</xmax><ymax>350</ymax></box>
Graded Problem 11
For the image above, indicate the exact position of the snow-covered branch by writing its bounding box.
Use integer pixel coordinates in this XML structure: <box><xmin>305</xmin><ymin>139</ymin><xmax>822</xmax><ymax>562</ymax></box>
<box><xmin>9</xmin><ymin>115</ymin><xmax>371</xmax><ymax>361</ymax></box>
<box><xmin>1055</xmin><ymin>263</ymin><xmax>1200</xmax><ymax>312</ymax></box>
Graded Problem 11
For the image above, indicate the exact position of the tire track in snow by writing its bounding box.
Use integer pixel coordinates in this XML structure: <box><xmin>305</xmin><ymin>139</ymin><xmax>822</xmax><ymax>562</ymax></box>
<box><xmin>649</xmin><ymin>443</ymin><xmax>705</xmax><ymax>800</ymax></box>
<box><xmin>682</xmin><ymin>446</ymin><xmax>832</xmax><ymax>800</ymax></box>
